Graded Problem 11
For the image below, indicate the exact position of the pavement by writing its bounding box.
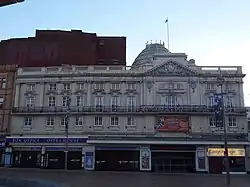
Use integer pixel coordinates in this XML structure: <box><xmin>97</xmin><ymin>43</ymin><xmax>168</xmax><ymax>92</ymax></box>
<box><xmin>0</xmin><ymin>168</ymin><xmax>250</xmax><ymax>187</ymax></box>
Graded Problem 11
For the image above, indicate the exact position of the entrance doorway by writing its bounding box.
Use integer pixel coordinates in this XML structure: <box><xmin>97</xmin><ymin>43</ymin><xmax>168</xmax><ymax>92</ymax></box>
<box><xmin>151</xmin><ymin>151</ymin><xmax>196</xmax><ymax>173</ymax></box>
<box><xmin>67</xmin><ymin>151</ymin><xmax>82</xmax><ymax>170</ymax></box>
<box><xmin>95</xmin><ymin>150</ymin><xmax>140</xmax><ymax>171</ymax></box>
<box><xmin>12</xmin><ymin>151</ymin><xmax>41</xmax><ymax>168</ymax></box>
<box><xmin>45</xmin><ymin>151</ymin><xmax>65</xmax><ymax>169</ymax></box>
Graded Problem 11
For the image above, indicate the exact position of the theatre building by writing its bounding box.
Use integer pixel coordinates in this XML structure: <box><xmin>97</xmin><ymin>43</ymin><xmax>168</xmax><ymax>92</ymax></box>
<box><xmin>7</xmin><ymin>42</ymin><xmax>248</xmax><ymax>173</ymax></box>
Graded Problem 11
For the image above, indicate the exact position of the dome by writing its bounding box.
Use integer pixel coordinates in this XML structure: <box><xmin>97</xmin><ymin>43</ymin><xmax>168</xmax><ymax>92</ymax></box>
<box><xmin>132</xmin><ymin>43</ymin><xmax>170</xmax><ymax>67</ymax></box>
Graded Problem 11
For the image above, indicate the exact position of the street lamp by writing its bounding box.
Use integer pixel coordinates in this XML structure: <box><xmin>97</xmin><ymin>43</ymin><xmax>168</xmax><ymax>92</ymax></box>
<box><xmin>215</xmin><ymin>70</ymin><xmax>230</xmax><ymax>186</ymax></box>
<box><xmin>64</xmin><ymin>94</ymin><xmax>71</xmax><ymax>170</ymax></box>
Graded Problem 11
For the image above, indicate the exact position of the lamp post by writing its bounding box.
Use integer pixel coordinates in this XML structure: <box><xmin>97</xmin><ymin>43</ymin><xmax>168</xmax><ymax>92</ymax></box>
<box><xmin>215</xmin><ymin>70</ymin><xmax>230</xmax><ymax>186</ymax></box>
<box><xmin>64</xmin><ymin>94</ymin><xmax>71</xmax><ymax>170</ymax></box>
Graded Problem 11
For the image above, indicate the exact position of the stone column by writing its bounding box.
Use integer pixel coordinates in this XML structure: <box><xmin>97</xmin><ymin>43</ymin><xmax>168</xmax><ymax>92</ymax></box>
<box><xmin>87</xmin><ymin>82</ymin><xmax>92</xmax><ymax>106</ymax></box>
<box><xmin>14</xmin><ymin>83</ymin><xmax>20</xmax><ymax>107</ymax></box>
<box><xmin>39</xmin><ymin>83</ymin><xmax>45</xmax><ymax>107</ymax></box>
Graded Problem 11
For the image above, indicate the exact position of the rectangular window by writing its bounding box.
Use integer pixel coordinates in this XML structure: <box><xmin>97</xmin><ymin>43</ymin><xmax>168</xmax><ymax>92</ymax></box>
<box><xmin>0</xmin><ymin>97</ymin><xmax>4</xmax><ymax>108</ymax></box>
<box><xmin>94</xmin><ymin>83</ymin><xmax>104</xmax><ymax>90</ymax></box>
<box><xmin>111</xmin><ymin>116</ymin><xmax>119</xmax><ymax>126</ymax></box>
<box><xmin>127</xmin><ymin>83</ymin><xmax>136</xmax><ymax>90</ymax></box>
<box><xmin>168</xmin><ymin>83</ymin><xmax>175</xmax><ymax>89</ymax></box>
<box><xmin>111</xmin><ymin>96</ymin><xmax>120</xmax><ymax>108</ymax></box>
<box><xmin>206</xmin><ymin>83</ymin><xmax>216</xmax><ymax>90</ymax></box>
<box><xmin>111</xmin><ymin>83</ymin><xmax>120</xmax><ymax>90</ymax></box>
<box><xmin>48</xmin><ymin>84</ymin><xmax>57</xmax><ymax>91</ymax></box>
<box><xmin>94</xmin><ymin>116</ymin><xmax>103</xmax><ymax>126</ymax></box>
<box><xmin>76</xmin><ymin>96</ymin><xmax>84</xmax><ymax>106</ymax></box>
<box><xmin>1</xmin><ymin>78</ymin><xmax>6</xmax><ymax>89</ymax></box>
<box><xmin>162</xmin><ymin>95</ymin><xmax>177</xmax><ymax>106</ymax></box>
<box><xmin>228</xmin><ymin>116</ymin><xmax>237</xmax><ymax>127</ymax></box>
<box><xmin>26</xmin><ymin>97</ymin><xmax>34</xmax><ymax>107</ymax></box>
<box><xmin>95</xmin><ymin>96</ymin><xmax>103</xmax><ymax>107</ymax></box>
<box><xmin>76</xmin><ymin>117</ymin><xmax>84</xmax><ymax>126</ymax></box>
<box><xmin>78</xmin><ymin>83</ymin><xmax>85</xmax><ymax>90</ymax></box>
<box><xmin>60</xmin><ymin>117</ymin><xmax>67</xmax><ymax>127</ymax></box>
<box><xmin>62</xmin><ymin>96</ymin><xmax>68</xmax><ymax>107</ymax></box>
<box><xmin>209</xmin><ymin>116</ymin><xmax>216</xmax><ymax>127</ymax></box>
<box><xmin>127</xmin><ymin>116</ymin><xmax>135</xmax><ymax>126</ymax></box>
<box><xmin>48</xmin><ymin>96</ymin><xmax>56</xmax><ymax>107</ymax></box>
<box><xmin>225</xmin><ymin>96</ymin><xmax>233</xmax><ymax>108</ymax></box>
<box><xmin>46</xmin><ymin>117</ymin><xmax>54</xmax><ymax>126</ymax></box>
<box><xmin>27</xmin><ymin>84</ymin><xmax>35</xmax><ymax>92</ymax></box>
<box><xmin>225</xmin><ymin>83</ymin><xmax>233</xmax><ymax>90</ymax></box>
<box><xmin>207</xmin><ymin>96</ymin><xmax>214</xmax><ymax>107</ymax></box>
<box><xmin>63</xmin><ymin>83</ymin><xmax>71</xmax><ymax>90</ymax></box>
<box><xmin>24</xmin><ymin>117</ymin><xmax>32</xmax><ymax>126</ymax></box>
<box><xmin>127</xmin><ymin>96</ymin><xmax>135</xmax><ymax>107</ymax></box>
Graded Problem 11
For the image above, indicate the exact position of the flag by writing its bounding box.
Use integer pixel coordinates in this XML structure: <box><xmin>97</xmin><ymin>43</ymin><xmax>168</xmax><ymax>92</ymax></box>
<box><xmin>165</xmin><ymin>18</ymin><xmax>168</xmax><ymax>23</ymax></box>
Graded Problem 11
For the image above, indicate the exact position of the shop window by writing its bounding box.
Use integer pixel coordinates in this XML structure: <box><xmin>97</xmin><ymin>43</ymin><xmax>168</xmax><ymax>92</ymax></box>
<box><xmin>228</xmin><ymin>157</ymin><xmax>245</xmax><ymax>172</ymax></box>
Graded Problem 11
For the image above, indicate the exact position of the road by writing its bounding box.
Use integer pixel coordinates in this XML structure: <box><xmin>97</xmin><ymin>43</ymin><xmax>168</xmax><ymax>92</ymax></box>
<box><xmin>0</xmin><ymin>169</ymin><xmax>249</xmax><ymax>187</ymax></box>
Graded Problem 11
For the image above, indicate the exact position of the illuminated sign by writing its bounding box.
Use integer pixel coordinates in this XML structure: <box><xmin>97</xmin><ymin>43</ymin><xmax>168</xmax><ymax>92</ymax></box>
<box><xmin>207</xmin><ymin>148</ymin><xmax>245</xmax><ymax>157</ymax></box>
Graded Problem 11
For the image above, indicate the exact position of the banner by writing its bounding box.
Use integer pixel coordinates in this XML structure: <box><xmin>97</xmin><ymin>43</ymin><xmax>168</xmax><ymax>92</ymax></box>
<box><xmin>156</xmin><ymin>116</ymin><xmax>188</xmax><ymax>132</ymax></box>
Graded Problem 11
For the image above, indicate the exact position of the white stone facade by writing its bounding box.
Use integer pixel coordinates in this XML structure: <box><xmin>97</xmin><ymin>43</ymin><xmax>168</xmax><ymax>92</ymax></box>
<box><xmin>10</xmin><ymin>46</ymin><xmax>247</xmax><ymax>138</ymax></box>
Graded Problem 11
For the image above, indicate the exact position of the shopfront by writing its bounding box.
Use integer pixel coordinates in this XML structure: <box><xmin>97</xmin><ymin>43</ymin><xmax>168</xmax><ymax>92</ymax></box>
<box><xmin>95</xmin><ymin>146</ymin><xmax>140</xmax><ymax>171</ymax></box>
<box><xmin>12</xmin><ymin>147</ymin><xmax>41</xmax><ymax>168</ymax></box>
<box><xmin>5</xmin><ymin>136</ymin><xmax>87</xmax><ymax>169</ymax></box>
<box><xmin>207</xmin><ymin>147</ymin><xmax>246</xmax><ymax>174</ymax></box>
<box><xmin>151</xmin><ymin>145</ymin><xmax>196</xmax><ymax>173</ymax></box>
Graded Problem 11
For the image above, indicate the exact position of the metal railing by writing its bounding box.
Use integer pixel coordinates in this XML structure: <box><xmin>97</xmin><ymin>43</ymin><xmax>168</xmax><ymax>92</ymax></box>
<box><xmin>12</xmin><ymin>105</ymin><xmax>247</xmax><ymax>114</ymax></box>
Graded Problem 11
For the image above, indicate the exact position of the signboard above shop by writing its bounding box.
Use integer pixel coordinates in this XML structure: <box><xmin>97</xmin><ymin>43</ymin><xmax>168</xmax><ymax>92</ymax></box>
<box><xmin>6</xmin><ymin>137</ymin><xmax>87</xmax><ymax>144</ymax></box>
<box><xmin>207</xmin><ymin>148</ymin><xmax>245</xmax><ymax>157</ymax></box>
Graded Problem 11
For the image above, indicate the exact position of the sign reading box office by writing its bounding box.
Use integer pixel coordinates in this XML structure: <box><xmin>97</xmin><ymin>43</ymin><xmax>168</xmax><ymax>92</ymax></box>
<box><xmin>156</xmin><ymin>116</ymin><xmax>189</xmax><ymax>132</ymax></box>
<box><xmin>207</xmin><ymin>148</ymin><xmax>246</xmax><ymax>157</ymax></box>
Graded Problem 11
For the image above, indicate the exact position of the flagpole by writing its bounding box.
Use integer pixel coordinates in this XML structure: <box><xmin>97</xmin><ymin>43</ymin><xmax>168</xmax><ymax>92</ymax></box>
<box><xmin>165</xmin><ymin>18</ymin><xmax>170</xmax><ymax>50</ymax></box>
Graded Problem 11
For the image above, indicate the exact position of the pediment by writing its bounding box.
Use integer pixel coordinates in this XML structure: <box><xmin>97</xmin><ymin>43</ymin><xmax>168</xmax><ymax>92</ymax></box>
<box><xmin>145</xmin><ymin>60</ymin><xmax>198</xmax><ymax>76</ymax></box>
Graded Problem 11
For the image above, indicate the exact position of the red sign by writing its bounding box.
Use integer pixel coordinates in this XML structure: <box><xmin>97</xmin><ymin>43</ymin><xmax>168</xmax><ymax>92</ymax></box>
<box><xmin>157</xmin><ymin>116</ymin><xmax>189</xmax><ymax>132</ymax></box>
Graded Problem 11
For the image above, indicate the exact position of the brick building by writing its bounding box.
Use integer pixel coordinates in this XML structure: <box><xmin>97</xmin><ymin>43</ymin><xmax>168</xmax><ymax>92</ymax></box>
<box><xmin>0</xmin><ymin>30</ymin><xmax>126</xmax><ymax>67</ymax></box>
<box><xmin>0</xmin><ymin>64</ymin><xmax>17</xmax><ymax>135</ymax></box>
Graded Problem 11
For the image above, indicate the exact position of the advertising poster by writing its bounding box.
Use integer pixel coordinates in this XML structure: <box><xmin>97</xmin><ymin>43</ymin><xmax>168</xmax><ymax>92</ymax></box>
<box><xmin>140</xmin><ymin>148</ymin><xmax>151</xmax><ymax>171</ymax></box>
<box><xmin>156</xmin><ymin>116</ymin><xmax>189</xmax><ymax>132</ymax></box>
<box><xmin>85</xmin><ymin>152</ymin><xmax>94</xmax><ymax>170</ymax></box>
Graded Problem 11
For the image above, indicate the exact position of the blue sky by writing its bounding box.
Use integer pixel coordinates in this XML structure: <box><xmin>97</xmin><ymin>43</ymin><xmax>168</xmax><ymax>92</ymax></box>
<box><xmin>1</xmin><ymin>0</ymin><xmax>250</xmax><ymax>104</ymax></box>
